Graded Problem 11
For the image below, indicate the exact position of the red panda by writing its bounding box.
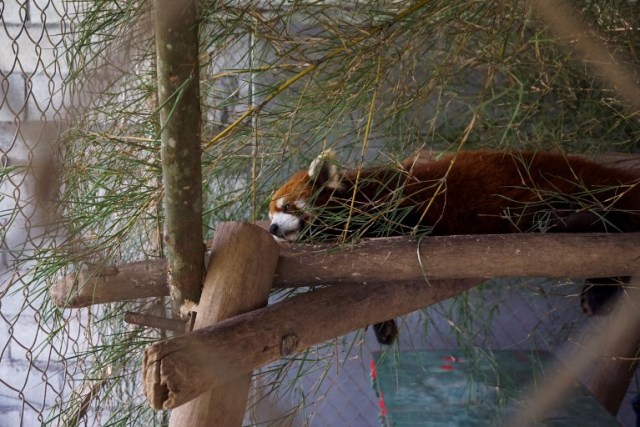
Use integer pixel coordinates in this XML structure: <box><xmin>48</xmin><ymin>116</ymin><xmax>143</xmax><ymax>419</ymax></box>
<box><xmin>269</xmin><ymin>150</ymin><xmax>640</xmax><ymax>343</ymax></box>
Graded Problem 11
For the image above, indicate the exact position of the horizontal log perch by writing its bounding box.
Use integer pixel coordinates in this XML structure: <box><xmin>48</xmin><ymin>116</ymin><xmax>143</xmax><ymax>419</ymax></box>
<box><xmin>143</xmin><ymin>277</ymin><xmax>482</xmax><ymax>409</ymax></box>
<box><xmin>275</xmin><ymin>232</ymin><xmax>640</xmax><ymax>286</ymax></box>
<box><xmin>52</xmin><ymin>233</ymin><xmax>640</xmax><ymax>308</ymax></box>
<box><xmin>50</xmin><ymin>260</ymin><xmax>167</xmax><ymax>308</ymax></box>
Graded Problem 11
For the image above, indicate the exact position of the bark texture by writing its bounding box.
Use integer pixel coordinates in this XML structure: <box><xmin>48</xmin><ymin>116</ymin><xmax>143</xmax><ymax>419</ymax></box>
<box><xmin>160</xmin><ymin>222</ymin><xmax>279</xmax><ymax>427</ymax></box>
<box><xmin>51</xmin><ymin>233</ymin><xmax>640</xmax><ymax>307</ymax></box>
<box><xmin>154</xmin><ymin>0</ymin><xmax>204</xmax><ymax>314</ymax></box>
<box><xmin>143</xmin><ymin>277</ymin><xmax>482</xmax><ymax>410</ymax></box>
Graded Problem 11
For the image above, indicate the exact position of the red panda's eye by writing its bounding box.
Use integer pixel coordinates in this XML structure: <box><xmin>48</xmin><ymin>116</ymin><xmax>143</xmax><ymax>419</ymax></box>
<box><xmin>283</xmin><ymin>203</ymin><xmax>291</xmax><ymax>213</ymax></box>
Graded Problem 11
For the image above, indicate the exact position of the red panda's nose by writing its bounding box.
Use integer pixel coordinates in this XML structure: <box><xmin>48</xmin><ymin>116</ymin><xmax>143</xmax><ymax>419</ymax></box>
<box><xmin>269</xmin><ymin>223</ymin><xmax>280</xmax><ymax>236</ymax></box>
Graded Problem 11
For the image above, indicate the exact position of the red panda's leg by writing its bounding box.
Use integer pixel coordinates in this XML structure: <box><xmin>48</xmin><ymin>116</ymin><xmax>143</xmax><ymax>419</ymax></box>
<box><xmin>581</xmin><ymin>277</ymin><xmax>628</xmax><ymax>315</ymax></box>
<box><xmin>546</xmin><ymin>210</ymin><xmax>630</xmax><ymax>315</ymax></box>
<box><xmin>372</xmin><ymin>320</ymin><xmax>399</xmax><ymax>345</ymax></box>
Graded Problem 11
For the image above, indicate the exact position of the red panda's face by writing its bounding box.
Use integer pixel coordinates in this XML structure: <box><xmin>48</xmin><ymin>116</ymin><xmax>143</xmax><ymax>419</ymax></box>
<box><xmin>269</xmin><ymin>150</ymin><xmax>343</xmax><ymax>242</ymax></box>
<box><xmin>268</xmin><ymin>171</ymin><xmax>313</xmax><ymax>242</ymax></box>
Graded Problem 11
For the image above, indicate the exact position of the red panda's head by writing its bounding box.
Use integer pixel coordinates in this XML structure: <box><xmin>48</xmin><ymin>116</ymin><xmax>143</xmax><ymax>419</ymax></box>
<box><xmin>269</xmin><ymin>150</ymin><xmax>343</xmax><ymax>241</ymax></box>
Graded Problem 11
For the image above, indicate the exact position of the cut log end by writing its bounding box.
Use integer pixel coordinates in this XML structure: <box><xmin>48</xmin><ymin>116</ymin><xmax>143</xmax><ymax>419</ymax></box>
<box><xmin>143</xmin><ymin>348</ymin><xmax>169</xmax><ymax>410</ymax></box>
<box><xmin>49</xmin><ymin>274</ymin><xmax>80</xmax><ymax>308</ymax></box>
<box><xmin>144</xmin><ymin>344</ymin><xmax>197</xmax><ymax>410</ymax></box>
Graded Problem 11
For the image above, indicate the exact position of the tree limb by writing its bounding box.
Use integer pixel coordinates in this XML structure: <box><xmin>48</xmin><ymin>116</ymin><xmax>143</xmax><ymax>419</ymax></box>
<box><xmin>142</xmin><ymin>277</ymin><xmax>482</xmax><ymax>410</ymax></box>
<box><xmin>51</xmin><ymin>233</ymin><xmax>640</xmax><ymax>308</ymax></box>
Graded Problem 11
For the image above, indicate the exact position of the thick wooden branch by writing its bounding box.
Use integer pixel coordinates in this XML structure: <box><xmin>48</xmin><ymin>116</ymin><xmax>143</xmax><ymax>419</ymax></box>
<box><xmin>124</xmin><ymin>311</ymin><xmax>187</xmax><ymax>332</ymax></box>
<box><xmin>154</xmin><ymin>0</ymin><xmax>204</xmax><ymax>314</ymax></box>
<box><xmin>50</xmin><ymin>260</ymin><xmax>167</xmax><ymax>308</ymax></box>
<box><xmin>166</xmin><ymin>222</ymin><xmax>280</xmax><ymax>426</ymax></box>
<box><xmin>52</xmin><ymin>233</ymin><xmax>640</xmax><ymax>308</ymax></box>
<box><xmin>142</xmin><ymin>277</ymin><xmax>482</xmax><ymax>409</ymax></box>
<box><xmin>274</xmin><ymin>232</ymin><xmax>640</xmax><ymax>286</ymax></box>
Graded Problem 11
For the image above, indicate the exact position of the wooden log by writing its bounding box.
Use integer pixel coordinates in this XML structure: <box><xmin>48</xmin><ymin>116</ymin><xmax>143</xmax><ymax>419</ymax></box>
<box><xmin>154</xmin><ymin>0</ymin><xmax>204</xmax><ymax>315</ymax></box>
<box><xmin>274</xmin><ymin>233</ymin><xmax>640</xmax><ymax>287</ymax></box>
<box><xmin>52</xmin><ymin>233</ymin><xmax>640</xmax><ymax>307</ymax></box>
<box><xmin>124</xmin><ymin>311</ymin><xmax>188</xmax><ymax>332</ymax></box>
<box><xmin>149</xmin><ymin>222</ymin><xmax>280</xmax><ymax>427</ymax></box>
<box><xmin>50</xmin><ymin>260</ymin><xmax>167</xmax><ymax>308</ymax></box>
<box><xmin>142</xmin><ymin>277</ymin><xmax>482</xmax><ymax>410</ymax></box>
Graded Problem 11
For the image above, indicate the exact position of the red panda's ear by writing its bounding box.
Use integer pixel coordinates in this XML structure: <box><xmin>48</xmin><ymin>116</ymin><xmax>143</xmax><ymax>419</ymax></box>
<box><xmin>308</xmin><ymin>149</ymin><xmax>342</xmax><ymax>190</ymax></box>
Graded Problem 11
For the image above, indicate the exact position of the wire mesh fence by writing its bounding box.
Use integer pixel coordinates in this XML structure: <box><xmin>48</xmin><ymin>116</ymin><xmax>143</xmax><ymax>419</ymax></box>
<box><xmin>1</xmin><ymin>0</ymin><xmax>640</xmax><ymax>426</ymax></box>
<box><xmin>1</xmin><ymin>1</ymin><xmax>70</xmax><ymax>425</ymax></box>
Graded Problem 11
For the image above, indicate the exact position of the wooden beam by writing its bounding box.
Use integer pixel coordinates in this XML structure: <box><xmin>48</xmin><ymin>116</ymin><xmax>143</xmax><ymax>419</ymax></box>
<box><xmin>124</xmin><ymin>311</ymin><xmax>188</xmax><ymax>332</ymax></box>
<box><xmin>274</xmin><ymin>232</ymin><xmax>640</xmax><ymax>287</ymax></box>
<box><xmin>142</xmin><ymin>277</ymin><xmax>482</xmax><ymax>410</ymax></box>
<box><xmin>51</xmin><ymin>233</ymin><xmax>640</xmax><ymax>308</ymax></box>
<box><xmin>147</xmin><ymin>222</ymin><xmax>280</xmax><ymax>427</ymax></box>
<box><xmin>154</xmin><ymin>0</ymin><xmax>204</xmax><ymax>315</ymax></box>
<box><xmin>50</xmin><ymin>260</ymin><xmax>167</xmax><ymax>308</ymax></box>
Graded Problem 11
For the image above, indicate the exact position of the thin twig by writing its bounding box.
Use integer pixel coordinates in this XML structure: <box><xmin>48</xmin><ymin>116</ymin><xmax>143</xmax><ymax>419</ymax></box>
<box><xmin>124</xmin><ymin>311</ymin><xmax>188</xmax><ymax>332</ymax></box>
<box><xmin>342</xmin><ymin>55</ymin><xmax>383</xmax><ymax>241</ymax></box>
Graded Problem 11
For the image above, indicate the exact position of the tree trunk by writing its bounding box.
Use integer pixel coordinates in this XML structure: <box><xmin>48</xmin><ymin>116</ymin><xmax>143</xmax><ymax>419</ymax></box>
<box><xmin>154</xmin><ymin>0</ymin><xmax>204</xmax><ymax>315</ymax></box>
<box><xmin>156</xmin><ymin>222</ymin><xmax>280</xmax><ymax>426</ymax></box>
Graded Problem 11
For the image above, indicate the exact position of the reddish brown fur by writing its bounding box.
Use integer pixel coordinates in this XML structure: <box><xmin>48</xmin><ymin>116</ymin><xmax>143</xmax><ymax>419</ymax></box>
<box><xmin>395</xmin><ymin>151</ymin><xmax>640</xmax><ymax>235</ymax></box>
<box><xmin>270</xmin><ymin>150</ymin><xmax>640</xmax><ymax>337</ymax></box>
<box><xmin>271</xmin><ymin>151</ymin><xmax>640</xmax><ymax>237</ymax></box>
<box><xmin>270</xmin><ymin>171</ymin><xmax>313</xmax><ymax>214</ymax></box>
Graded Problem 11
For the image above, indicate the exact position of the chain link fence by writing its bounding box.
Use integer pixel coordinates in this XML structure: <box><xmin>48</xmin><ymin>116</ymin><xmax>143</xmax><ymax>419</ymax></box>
<box><xmin>1</xmin><ymin>1</ymin><xmax>72</xmax><ymax>425</ymax></box>
<box><xmin>1</xmin><ymin>1</ymin><xmax>639</xmax><ymax>426</ymax></box>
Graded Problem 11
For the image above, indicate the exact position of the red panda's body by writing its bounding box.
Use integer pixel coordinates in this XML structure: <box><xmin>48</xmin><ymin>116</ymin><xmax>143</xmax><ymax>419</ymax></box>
<box><xmin>269</xmin><ymin>150</ymin><xmax>640</xmax><ymax>344</ymax></box>
<box><xmin>269</xmin><ymin>150</ymin><xmax>640</xmax><ymax>241</ymax></box>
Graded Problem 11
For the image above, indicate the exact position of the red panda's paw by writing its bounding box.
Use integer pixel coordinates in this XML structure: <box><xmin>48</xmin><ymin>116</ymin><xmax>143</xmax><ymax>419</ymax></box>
<box><xmin>373</xmin><ymin>320</ymin><xmax>399</xmax><ymax>345</ymax></box>
<box><xmin>580</xmin><ymin>278</ymin><xmax>627</xmax><ymax>315</ymax></box>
